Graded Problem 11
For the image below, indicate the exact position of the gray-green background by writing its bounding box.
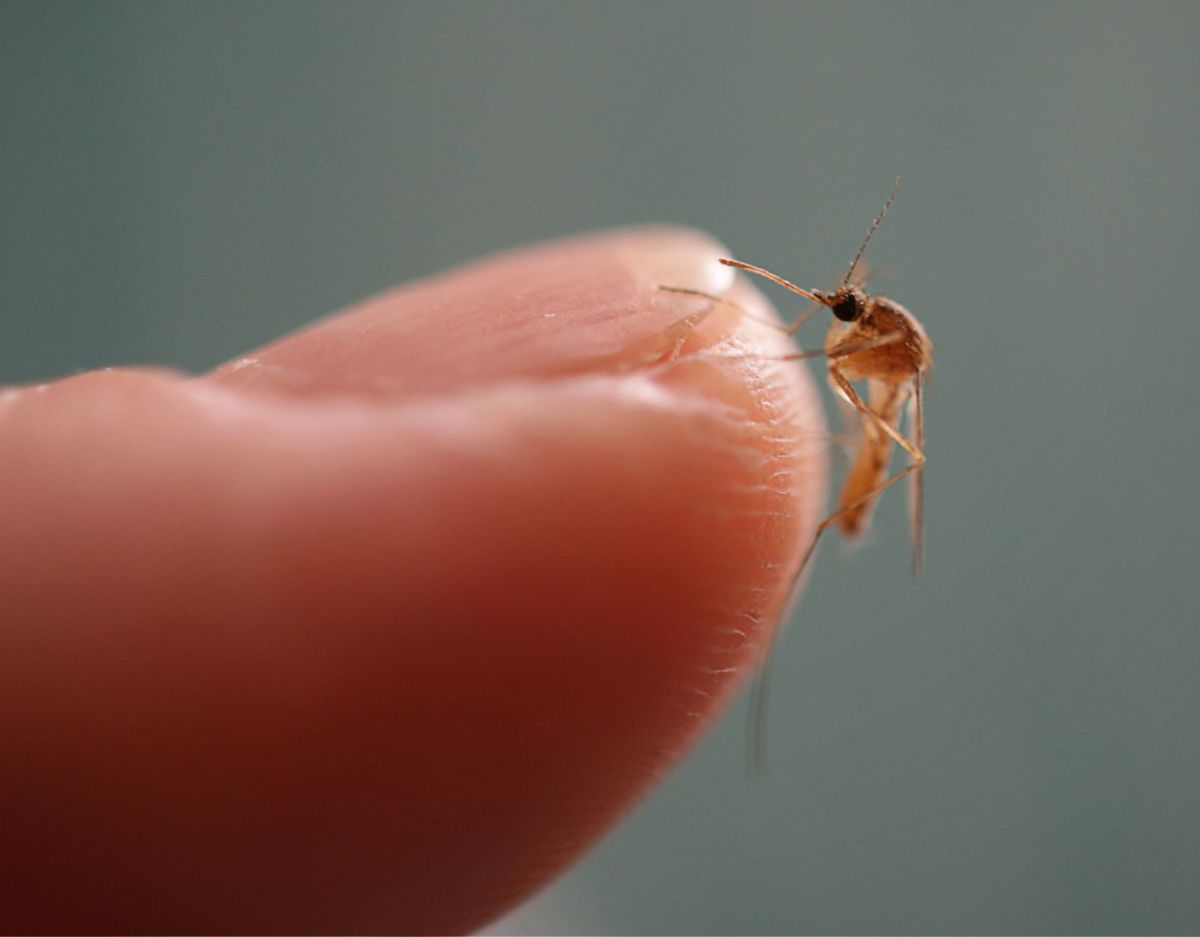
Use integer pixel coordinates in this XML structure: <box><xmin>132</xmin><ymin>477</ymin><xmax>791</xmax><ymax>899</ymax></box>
<box><xmin>3</xmin><ymin>2</ymin><xmax>1197</xmax><ymax>933</ymax></box>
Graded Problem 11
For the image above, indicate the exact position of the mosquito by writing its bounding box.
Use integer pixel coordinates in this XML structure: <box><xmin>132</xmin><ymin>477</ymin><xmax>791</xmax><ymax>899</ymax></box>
<box><xmin>659</xmin><ymin>178</ymin><xmax>932</xmax><ymax>771</ymax></box>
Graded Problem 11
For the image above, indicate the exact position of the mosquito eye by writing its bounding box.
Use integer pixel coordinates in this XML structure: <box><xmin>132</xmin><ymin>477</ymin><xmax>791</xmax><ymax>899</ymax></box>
<box><xmin>831</xmin><ymin>295</ymin><xmax>861</xmax><ymax>322</ymax></box>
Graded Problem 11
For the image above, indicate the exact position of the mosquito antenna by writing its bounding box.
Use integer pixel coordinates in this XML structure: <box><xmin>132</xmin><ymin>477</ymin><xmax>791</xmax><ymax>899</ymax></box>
<box><xmin>842</xmin><ymin>176</ymin><xmax>901</xmax><ymax>287</ymax></box>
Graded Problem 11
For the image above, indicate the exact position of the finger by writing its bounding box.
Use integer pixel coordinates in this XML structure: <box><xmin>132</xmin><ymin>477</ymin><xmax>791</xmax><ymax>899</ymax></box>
<box><xmin>0</xmin><ymin>227</ymin><xmax>827</xmax><ymax>934</ymax></box>
<box><xmin>208</xmin><ymin>225</ymin><xmax>763</xmax><ymax>398</ymax></box>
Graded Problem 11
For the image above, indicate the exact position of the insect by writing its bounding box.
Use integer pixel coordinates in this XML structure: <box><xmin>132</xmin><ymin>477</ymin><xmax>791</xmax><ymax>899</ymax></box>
<box><xmin>659</xmin><ymin>179</ymin><xmax>932</xmax><ymax>769</ymax></box>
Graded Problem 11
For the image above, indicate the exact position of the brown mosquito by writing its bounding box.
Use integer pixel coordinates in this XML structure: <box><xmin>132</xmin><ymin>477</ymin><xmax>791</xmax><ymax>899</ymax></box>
<box><xmin>659</xmin><ymin>178</ymin><xmax>932</xmax><ymax>771</ymax></box>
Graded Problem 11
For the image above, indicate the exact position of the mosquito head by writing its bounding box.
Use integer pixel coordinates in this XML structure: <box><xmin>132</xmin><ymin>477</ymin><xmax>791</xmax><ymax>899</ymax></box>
<box><xmin>816</xmin><ymin>285</ymin><xmax>868</xmax><ymax>323</ymax></box>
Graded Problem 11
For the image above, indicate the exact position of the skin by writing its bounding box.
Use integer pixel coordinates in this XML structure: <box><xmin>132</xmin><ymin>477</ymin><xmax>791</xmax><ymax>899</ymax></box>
<box><xmin>0</xmin><ymin>227</ymin><xmax>826</xmax><ymax>934</ymax></box>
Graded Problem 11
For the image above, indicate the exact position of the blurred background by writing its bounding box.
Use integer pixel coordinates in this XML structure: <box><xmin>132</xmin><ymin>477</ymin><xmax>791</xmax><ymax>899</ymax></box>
<box><xmin>3</xmin><ymin>1</ymin><xmax>1198</xmax><ymax>933</ymax></box>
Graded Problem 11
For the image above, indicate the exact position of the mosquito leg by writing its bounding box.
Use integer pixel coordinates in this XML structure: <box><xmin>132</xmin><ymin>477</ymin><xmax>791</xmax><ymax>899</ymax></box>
<box><xmin>908</xmin><ymin>374</ymin><xmax>925</xmax><ymax>575</ymax></box>
<box><xmin>828</xmin><ymin>367</ymin><xmax>923</xmax><ymax>462</ymax></box>
<box><xmin>719</xmin><ymin>332</ymin><xmax>904</xmax><ymax>367</ymax></box>
<box><xmin>788</xmin><ymin>455</ymin><xmax>926</xmax><ymax>597</ymax></box>
<box><xmin>785</xmin><ymin>303</ymin><xmax>824</xmax><ymax>336</ymax></box>
<box><xmin>657</xmin><ymin>286</ymin><xmax>789</xmax><ymax>333</ymax></box>
<box><xmin>786</xmin><ymin>371</ymin><xmax>925</xmax><ymax>589</ymax></box>
<box><xmin>776</xmin><ymin>331</ymin><xmax>904</xmax><ymax>362</ymax></box>
<box><xmin>821</xmin><ymin>457</ymin><xmax>925</xmax><ymax>535</ymax></box>
<box><xmin>656</xmin><ymin>284</ymin><xmax>835</xmax><ymax>361</ymax></box>
<box><xmin>649</xmin><ymin>288</ymin><xmax>731</xmax><ymax>363</ymax></box>
<box><xmin>747</xmin><ymin>638</ymin><xmax>775</xmax><ymax>778</ymax></box>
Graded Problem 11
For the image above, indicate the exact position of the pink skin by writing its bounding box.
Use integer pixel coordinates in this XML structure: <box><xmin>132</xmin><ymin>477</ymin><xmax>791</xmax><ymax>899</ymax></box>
<box><xmin>0</xmin><ymin>227</ymin><xmax>825</xmax><ymax>934</ymax></box>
